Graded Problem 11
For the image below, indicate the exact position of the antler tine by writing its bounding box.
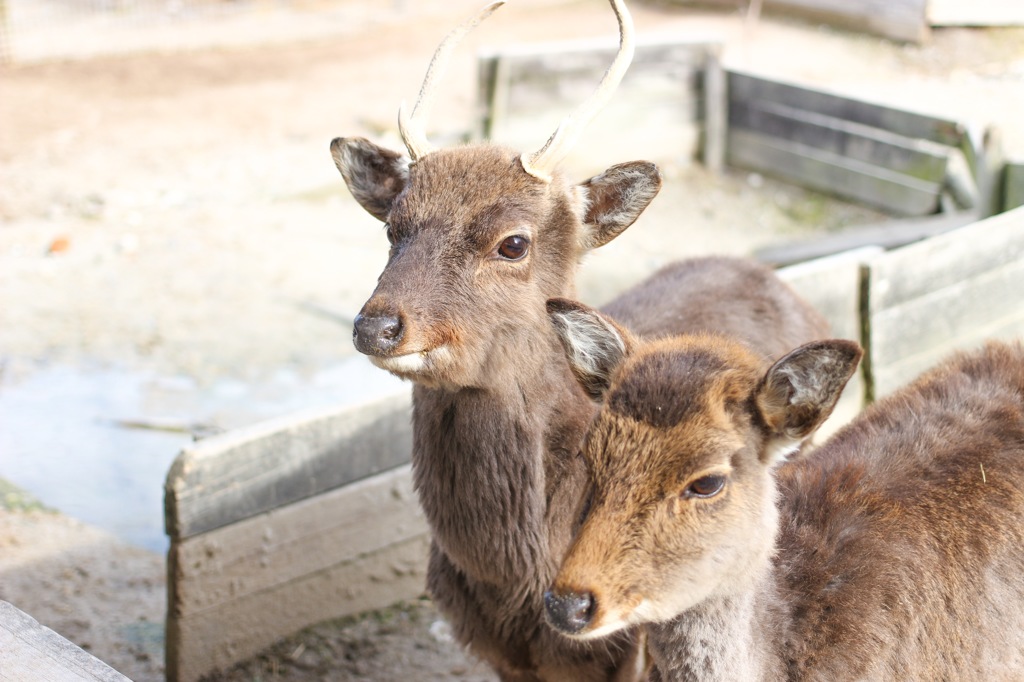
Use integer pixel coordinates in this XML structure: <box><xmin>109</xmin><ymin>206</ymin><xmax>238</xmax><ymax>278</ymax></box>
<box><xmin>399</xmin><ymin>1</ymin><xmax>506</xmax><ymax>161</ymax></box>
<box><xmin>521</xmin><ymin>0</ymin><xmax>635</xmax><ymax>182</ymax></box>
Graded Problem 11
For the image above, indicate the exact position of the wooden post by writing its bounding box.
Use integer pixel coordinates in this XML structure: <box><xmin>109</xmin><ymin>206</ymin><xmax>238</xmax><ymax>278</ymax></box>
<box><xmin>702</xmin><ymin>48</ymin><xmax>727</xmax><ymax>173</ymax></box>
<box><xmin>1005</xmin><ymin>161</ymin><xmax>1024</xmax><ymax>212</ymax></box>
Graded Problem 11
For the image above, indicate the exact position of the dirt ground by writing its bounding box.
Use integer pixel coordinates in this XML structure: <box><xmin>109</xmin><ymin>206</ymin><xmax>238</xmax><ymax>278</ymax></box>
<box><xmin>1</xmin><ymin>1</ymin><xmax>1023</xmax><ymax>680</ymax></box>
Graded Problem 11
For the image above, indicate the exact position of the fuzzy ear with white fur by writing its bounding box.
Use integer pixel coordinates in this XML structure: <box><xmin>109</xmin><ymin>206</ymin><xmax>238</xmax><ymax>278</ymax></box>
<box><xmin>547</xmin><ymin>298</ymin><xmax>637</xmax><ymax>401</ymax></box>
<box><xmin>576</xmin><ymin>161</ymin><xmax>661</xmax><ymax>250</ymax></box>
<box><xmin>756</xmin><ymin>339</ymin><xmax>863</xmax><ymax>464</ymax></box>
<box><xmin>330</xmin><ymin>137</ymin><xmax>410</xmax><ymax>222</ymax></box>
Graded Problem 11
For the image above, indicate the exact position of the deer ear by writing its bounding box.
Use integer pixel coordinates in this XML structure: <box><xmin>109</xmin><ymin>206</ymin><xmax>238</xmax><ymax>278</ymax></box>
<box><xmin>756</xmin><ymin>340</ymin><xmax>863</xmax><ymax>464</ymax></box>
<box><xmin>547</xmin><ymin>298</ymin><xmax>635</xmax><ymax>401</ymax></box>
<box><xmin>330</xmin><ymin>137</ymin><xmax>410</xmax><ymax>222</ymax></box>
<box><xmin>576</xmin><ymin>161</ymin><xmax>662</xmax><ymax>250</ymax></box>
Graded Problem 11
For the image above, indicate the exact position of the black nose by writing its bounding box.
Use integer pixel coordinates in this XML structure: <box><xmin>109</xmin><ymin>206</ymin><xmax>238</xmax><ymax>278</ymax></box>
<box><xmin>353</xmin><ymin>312</ymin><xmax>404</xmax><ymax>356</ymax></box>
<box><xmin>544</xmin><ymin>589</ymin><xmax>596</xmax><ymax>635</ymax></box>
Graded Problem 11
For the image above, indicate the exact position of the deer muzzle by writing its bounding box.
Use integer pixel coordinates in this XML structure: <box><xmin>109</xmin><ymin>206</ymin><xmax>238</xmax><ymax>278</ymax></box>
<box><xmin>544</xmin><ymin>588</ymin><xmax>597</xmax><ymax>636</ymax></box>
<box><xmin>352</xmin><ymin>310</ymin><xmax>405</xmax><ymax>356</ymax></box>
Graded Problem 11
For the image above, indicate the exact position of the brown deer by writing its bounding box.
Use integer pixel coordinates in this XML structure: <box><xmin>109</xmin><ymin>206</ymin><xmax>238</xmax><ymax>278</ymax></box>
<box><xmin>544</xmin><ymin>301</ymin><xmax>1024</xmax><ymax>680</ymax></box>
<box><xmin>330</xmin><ymin>1</ymin><xmax>827</xmax><ymax>679</ymax></box>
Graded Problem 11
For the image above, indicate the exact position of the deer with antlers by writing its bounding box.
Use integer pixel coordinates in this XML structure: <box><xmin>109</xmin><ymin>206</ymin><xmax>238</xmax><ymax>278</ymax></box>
<box><xmin>544</xmin><ymin>296</ymin><xmax>1024</xmax><ymax>680</ymax></box>
<box><xmin>330</xmin><ymin>1</ymin><xmax>829</xmax><ymax>679</ymax></box>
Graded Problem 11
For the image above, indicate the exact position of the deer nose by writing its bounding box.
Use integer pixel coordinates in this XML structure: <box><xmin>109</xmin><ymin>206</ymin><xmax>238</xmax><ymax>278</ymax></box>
<box><xmin>352</xmin><ymin>311</ymin><xmax>404</xmax><ymax>356</ymax></box>
<box><xmin>544</xmin><ymin>588</ymin><xmax>596</xmax><ymax>635</ymax></box>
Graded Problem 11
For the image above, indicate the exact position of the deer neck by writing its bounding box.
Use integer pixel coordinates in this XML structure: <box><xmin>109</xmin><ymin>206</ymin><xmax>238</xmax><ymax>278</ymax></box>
<box><xmin>410</xmin><ymin>323</ymin><xmax>591</xmax><ymax>586</ymax></box>
<box><xmin>647</xmin><ymin>567</ymin><xmax>787</xmax><ymax>682</ymax></box>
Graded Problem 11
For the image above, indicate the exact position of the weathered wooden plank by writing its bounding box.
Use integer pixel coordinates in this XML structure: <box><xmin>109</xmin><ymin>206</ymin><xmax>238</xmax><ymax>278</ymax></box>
<box><xmin>756</xmin><ymin>211</ymin><xmax>977</xmax><ymax>267</ymax></box>
<box><xmin>165</xmin><ymin>391</ymin><xmax>412</xmax><ymax>540</ymax></box>
<box><xmin>169</xmin><ymin>465</ymin><xmax>426</xmax><ymax>616</ymax></box>
<box><xmin>479</xmin><ymin>38</ymin><xmax>720</xmax><ymax>172</ymax></box>
<box><xmin>491</xmin><ymin>37</ymin><xmax>715</xmax><ymax>81</ymax></box>
<box><xmin>0</xmin><ymin>601</ymin><xmax>131</xmax><ymax>682</ymax></box>
<box><xmin>483</xmin><ymin>38</ymin><xmax>713</xmax><ymax>118</ymax></box>
<box><xmin>727</xmin><ymin>128</ymin><xmax>943</xmax><ymax>215</ymax></box>
<box><xmin>871</xmin><ymin>311</ymin><xmax>1024</xmax><ymax>399</ymax></box>
<box><xmin>778</xmin><ymin>247</ymin><xmax>880</xmax><ymax>435</ymax></box>
<box><xmin>862</xmin><ymin>206</ymin><xmax>1024</xmax><ymax>398</ymax></box>
<box><xmin>868</xmin><ymin>257</ymin><xmax>1024</xmax><ymax>372</ymax></box>
<box><xmin>166</xmin><ymin>533</ymin><xmax>430</xmax><ymax>682</ymax></box>
<box><xmin>728</xmin><ymin>71</ymin><xmax>962</xmax><ymax>146</ymax></box>
<box><xmin>729</xmin><ymin>99</ymin><xmax>950</xmax><ymax>181</ymax></box>
<box><xmin>864</xmin><ymin>206</ymin><xmax>1024</xmax><ymax>311</ymax></box>
<box><xmin>928</xmin><ymin>0</ymin><xmax>1024</xmax><ymax>26</ymax></box>
<box><xmin>1006</xmin><ymin>161</ymin><xmax>1024</xmax><ymax>212</ymax></box>
<box><xmin>770</xmin><ymin>0</ymin><xmax>928</xmax><ymax>41</ymax></box>
<box><xmin>667</xmin><ymin>0</ymin><xmax>929</xmax><ymax>41</ymax></box>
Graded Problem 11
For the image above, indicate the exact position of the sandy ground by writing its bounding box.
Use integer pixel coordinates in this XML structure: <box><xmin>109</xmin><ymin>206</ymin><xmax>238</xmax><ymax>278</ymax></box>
<box><xmin>1</xmin><ymin>1</ymin><xmax>1022</xmax><ymax>679</ymax></box>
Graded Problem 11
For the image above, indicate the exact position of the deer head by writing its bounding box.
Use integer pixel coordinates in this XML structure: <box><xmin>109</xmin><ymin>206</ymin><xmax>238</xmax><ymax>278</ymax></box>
<box><xmin>542</xmin><ymin>299</ymin><xmax>862</xmax><ymax>639</ymax></box>
<box><xmin>331</xmin><ymin>0</ymin><xmax>661</xmax><ymax>390</ymax></box>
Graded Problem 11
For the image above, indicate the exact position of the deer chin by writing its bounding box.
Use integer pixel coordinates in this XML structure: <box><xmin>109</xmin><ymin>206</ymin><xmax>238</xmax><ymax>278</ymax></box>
<box><xmin>562</xmin><ymin>591</ymin><xmax>676</xmax><ymax>641</ymax></box>
<box><xmin>371</xmin><ymin>345</ymin><xmax>453</xmax><ymax>379</ymax></box>
<box><xmin>560</xmin><ymin>610</ymin><xmax>632</xmax><ymax>642</ymax></box>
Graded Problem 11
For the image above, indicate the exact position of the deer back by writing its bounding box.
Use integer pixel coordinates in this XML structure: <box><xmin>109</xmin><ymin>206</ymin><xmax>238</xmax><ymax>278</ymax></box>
<box><xmin>774</xmin><ymin>340</ymin><xmax>1024</xmax><ymax>679</ymax></box>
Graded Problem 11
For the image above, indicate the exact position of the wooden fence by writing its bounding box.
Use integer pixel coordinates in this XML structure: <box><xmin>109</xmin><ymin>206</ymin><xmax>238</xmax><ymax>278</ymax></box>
<box><xmin>164</xmin><ymin>396</ymin><xmax>422</xmax><ymax>682</ymax></box>
<box><xmin>725</xmin><ymin>70</ymin><xmax>974</xmax><ymax>216</ymax></box>
<box><xmin>666</xmin><ymin>0</ymin><xmax>1024</xmax><ymax>42</ymax></box>
<box><xmin>863</xmin><ymin>207</ymin><xmax>1024</xmax><ymax>399</ymax></box>
<box><xmin>478</xmin><ymin>40</ymin><xmax>997</xmax><ymax>225</ymax></box>
<box><xmin>477</xmin><ymin>37</ymin><xmax>725</xmax><ymax>174</ymax></box>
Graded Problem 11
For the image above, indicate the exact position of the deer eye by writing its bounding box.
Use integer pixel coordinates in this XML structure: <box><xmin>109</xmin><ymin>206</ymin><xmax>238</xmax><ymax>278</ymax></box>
<box><xmin>497</xmin><ymin>235</ymin><xmax>529</xmax><ymax>261</ymax></box>
<box><xmin>683</xmin><ymin>474</ymin><xmax>726</xmax><ymax>499</ymax></box>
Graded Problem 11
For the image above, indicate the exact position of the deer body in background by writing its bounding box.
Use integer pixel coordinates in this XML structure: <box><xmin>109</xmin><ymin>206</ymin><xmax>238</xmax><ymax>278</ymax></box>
<box><xmin>545</xmin><ymin>299</ymin><xmax>1024</xmax><ymax>680</ymax></box>
<box><xmin>330</xmin><ymin>1</ymin><xmax>832</xmax><ymax>679</ymax></box>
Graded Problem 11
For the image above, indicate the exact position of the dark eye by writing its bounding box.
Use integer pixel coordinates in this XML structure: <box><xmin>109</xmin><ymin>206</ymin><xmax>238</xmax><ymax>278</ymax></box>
<box><xmin>683</xmin><ymin>474</ymin><xmax>726</xmax><ymax>499</ymax></box>
<box><xmin>497</xmin><ymin>235</ymin><xmax>529</xmax><ymax>261</ymax></box>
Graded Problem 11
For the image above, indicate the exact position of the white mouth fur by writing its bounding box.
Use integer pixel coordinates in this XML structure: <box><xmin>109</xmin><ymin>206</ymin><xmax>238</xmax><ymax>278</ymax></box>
<box><xmin>371</xmin><ymin>345</ymin><xmax>450</xmax><ymax>375</ymax></box>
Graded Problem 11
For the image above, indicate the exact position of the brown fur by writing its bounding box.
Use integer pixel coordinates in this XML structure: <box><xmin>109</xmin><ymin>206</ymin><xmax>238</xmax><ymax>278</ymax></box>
<box><xmin>549</xmin><ymin>324</ymin><xmax>1024</xmax><ymax>680</ymax></box>
<box><xmin>773</xmin><ymin>341</ymin><xmax>1024</xmax><ymax>680</ymax></box>
<box><xmin>334</xmin><ymin>132</ymin><xmax>828</xmax><ymax>680</ymax></box>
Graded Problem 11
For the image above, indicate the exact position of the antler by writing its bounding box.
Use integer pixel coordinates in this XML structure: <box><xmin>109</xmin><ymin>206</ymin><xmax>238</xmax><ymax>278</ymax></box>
<box><xmin>520</xmin><ymin>0</ymin><xmax>635</xmax><ymax>182</ymax></box>
<box><xmin>398</xmin><ymin>1</ymin><xmax>506</xmax><ymax>161</ymax></box>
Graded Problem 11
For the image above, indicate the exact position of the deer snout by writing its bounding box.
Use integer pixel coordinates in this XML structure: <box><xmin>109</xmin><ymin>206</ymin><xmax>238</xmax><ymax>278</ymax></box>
<box><xmin>353</xmin><ymin>310</ymin><xmax>405</xmax><ymax>356</ymax></box>
<box><xmin>544</xmin><ymin>588</ymin><xmax>596</xmax><ymax>636</ymax></box>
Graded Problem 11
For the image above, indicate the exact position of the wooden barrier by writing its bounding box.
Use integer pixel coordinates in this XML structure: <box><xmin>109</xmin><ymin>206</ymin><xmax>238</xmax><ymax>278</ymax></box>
<box><xmin>861</xmin><ymin>205</ymin><xmax>1024</xmax><ymax>399</ymax></box>
<box><xmin>725</xmin><ymin>70</ymin><xmax>973</xmax><ymax>216</ymax></box>
<box><xmin>0</xmin><ymin>600</ymin><xmax>131</xmax><ymax>682</ymax></box>
<box><xmin>164</xmin><ymin>392</ymin><xmax>423</xmax><ymax>682</ymax></box>
<box><xmin>666</xmin><ymin>0</ymin><xmax>929</xmax><ymax>42</ymax></box>
<box><xmin>477</xmin><ymin>37</ymin><xmax>725</xmax><ymax>173</ymax></box>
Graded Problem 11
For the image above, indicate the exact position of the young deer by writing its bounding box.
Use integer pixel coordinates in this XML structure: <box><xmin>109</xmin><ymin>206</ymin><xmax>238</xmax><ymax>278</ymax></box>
<box><xmin>330</xmin><ymin>1</ymin><xmax>831</xmax><ymax>679</ymax></box>
<box><xmin>545</xmin><ymin>302</ymin><xmax>1024</xmax><ymax>680</ymax></box>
